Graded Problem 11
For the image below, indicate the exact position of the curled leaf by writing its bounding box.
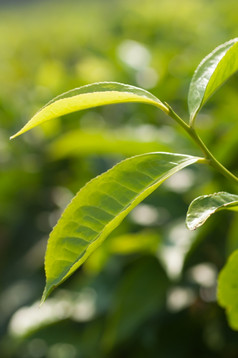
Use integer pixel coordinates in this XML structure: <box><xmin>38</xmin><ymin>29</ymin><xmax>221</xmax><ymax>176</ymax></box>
<box><xmin>186</xmin><ymin>191</ymin><xmax>238</xmax><ymax>230</ymax></box>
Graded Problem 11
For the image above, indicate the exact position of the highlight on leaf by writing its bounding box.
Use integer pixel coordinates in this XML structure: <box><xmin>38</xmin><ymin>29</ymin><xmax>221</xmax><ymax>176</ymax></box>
<box><xmin>186</xmin><ymin>191</ymin><xmax>238</xmax><ymax>230</ymax></box>
<box><xmin>10</xmin><ymin>82</ymin><xmax>169</xmax><ymax>139</ymax></box>
<box><xmin>188</xmin><ymin>38</ymin><xmax>238</xmax><ymax>125</ymax></box>
<box><xmin>42</xmin><ymin>152</ymin><xmax>202</xmax><ymax>302</ymax></box>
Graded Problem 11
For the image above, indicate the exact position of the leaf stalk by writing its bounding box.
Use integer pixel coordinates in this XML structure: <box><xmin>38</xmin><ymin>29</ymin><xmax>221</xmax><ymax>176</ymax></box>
<box><xmin>160</xmin><ymin>103</ymin><xmax>238</xmax><ymax>185</ymax></box>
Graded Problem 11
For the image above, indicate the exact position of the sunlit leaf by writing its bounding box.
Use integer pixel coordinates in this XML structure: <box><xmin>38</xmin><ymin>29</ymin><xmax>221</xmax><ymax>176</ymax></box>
<box><xmin>10</xmin><ymin>82</ymin><xmax>169</xmax><ymax>139</ymax></box>
<box><xmin>188</xmin><ymin>38</ymin><xmax>238</xmax><ymax>124</ymax></box>
<box><xmin>42</xmin><ymin>152</ymin><xmax>202</xmax><ymax>302</ymax></box>
<box><xmin>186</xmin><ymin>192</ymin><xmax>238</xmax><ymax>230</ymax></box>
<box><xmin>218</xmin><ymin>250</ymin><xmax>238</xmax><ymax>330</ymax></box>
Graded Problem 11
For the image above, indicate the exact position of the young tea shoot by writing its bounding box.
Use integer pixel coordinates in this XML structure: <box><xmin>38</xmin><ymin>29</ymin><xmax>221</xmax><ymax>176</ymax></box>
<box><xmin>11</xmin><ymin>38</ymin><xmax>238</xmax><ymax>329</ymax></box>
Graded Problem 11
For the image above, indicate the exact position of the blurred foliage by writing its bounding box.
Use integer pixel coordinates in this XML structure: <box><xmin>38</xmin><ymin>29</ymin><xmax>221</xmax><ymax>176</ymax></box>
<box><xmin>0</xmin><ymin>0</ymin><xmax>238</xmax><ymax>357</ymax></box>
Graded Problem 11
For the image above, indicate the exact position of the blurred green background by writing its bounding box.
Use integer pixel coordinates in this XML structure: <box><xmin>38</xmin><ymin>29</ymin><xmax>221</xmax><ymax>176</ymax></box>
<box><xmin>0</xmin><ymin>0</ymin><xmax>238</xmax><ymax>357</ymax></box>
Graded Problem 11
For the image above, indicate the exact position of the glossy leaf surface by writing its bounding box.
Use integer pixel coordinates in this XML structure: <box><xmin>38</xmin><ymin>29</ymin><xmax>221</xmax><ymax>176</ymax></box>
<box><xmin>42</xmin><ymin>152</ymin><xmax>201</xmax><ymax>301</ymax></box>
<box><xmin>10</xmin><ymin>82</ymin><xmax>169</xmax><ymax>139</ymax></box>
<box><xmin>188</xmin><ymin>38</ymin><xmax>238</xmax><ymax>124</ymax></box>
<box><xmin>218</xmin><ymin>250</ymin><xmax>238</xmax><ymax>330</ymax></box>
<box><xmin>186</xmin><ymin>191</ymin><xmax>238</xmax><ymax>230</ymax></box>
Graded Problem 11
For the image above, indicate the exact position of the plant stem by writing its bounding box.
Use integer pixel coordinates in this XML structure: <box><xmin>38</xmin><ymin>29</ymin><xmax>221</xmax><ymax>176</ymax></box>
<box><xmin>163</xmin><ymin>103</ymin><xmax>238</xmax><ymax>185</ymax></box>
<box><xmin>188</xmin><ymin>129</ymin><xmax>238</xmax><ymax>184</ymax></box>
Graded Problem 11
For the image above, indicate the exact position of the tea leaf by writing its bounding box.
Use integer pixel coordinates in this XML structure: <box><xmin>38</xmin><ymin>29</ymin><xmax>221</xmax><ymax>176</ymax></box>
<box><xmin>11</xmin><ymin>82</ymin><xmax>169</xmax><ymax>139</ymax></box>
<box><xmin>188</xmin><ymin>38</ymin><xmax>238</xmax><ymax>124</ymax></box>
<box><xmin>186</xmin><ymin>191</ymin><xmax>238</xmax><ymax>230</ymax></box>
<box><xmin>42</xmin><ymin>152</ymin><xmax>201</xmax><ymax>302</ymax></box>
<box><xmin>218</xmin><ymin>250</ymin><xmax>238</xmax><ymax>330</ymax></box>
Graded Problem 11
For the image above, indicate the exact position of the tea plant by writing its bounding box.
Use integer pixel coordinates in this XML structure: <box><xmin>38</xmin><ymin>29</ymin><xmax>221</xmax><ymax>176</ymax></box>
<box><xmin>11</xmin><ymin>38</ymin><xmax>238</xmax><ymax>329</ymax></box>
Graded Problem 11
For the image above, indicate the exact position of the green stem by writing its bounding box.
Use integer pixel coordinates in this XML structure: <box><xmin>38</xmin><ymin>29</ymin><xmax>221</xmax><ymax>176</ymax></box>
<box><xmin>163</xmin><ymin>103</ymin><xmax>238</xmax><ymax>185</ymax></box>
<box><xmin>189</xmin><ymin>129</ymin><xmax>238</xmax><ymax>184</ymax></box>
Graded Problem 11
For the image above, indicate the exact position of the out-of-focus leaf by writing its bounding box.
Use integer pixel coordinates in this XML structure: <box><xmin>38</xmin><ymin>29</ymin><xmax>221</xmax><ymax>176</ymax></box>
<box><xmin>108</xmin><ymin>231</ymin><xmax>160</xmax><ymax>254</ymax></box>
<box><xmin>84</xmin><ymin>231</ymin><xmax>160</xmax><ymax>274</ymax></box>
<box><xmin>103</xmin><ymin>256</ymin><xmax>169</xmax><ymax>349</ymax></box>
<box><xmin>218</xmin><ymin>250</ymin><xmax>238</xmax><ymax>330</ymax></box>
<box><xmin>49</xmin><ymin>128</ymin><xmax>170</xmax><ymax>159</ymax></box>
<box><xmin>188</xmin><ymin>38</ymin><xmax>238</xmax><ymax>124</ymax></box>
<box><xmin>226</xmin><ymin>215</ymin><xmax>238</xmax><ymax>256</ymax></box>
<box><xmin>42</xmin><ymin>152</ymin><xmax>202</xmax><ymax>302</ymax></box>
<box><xmin>186</xmin><ymin>192</ymin><xmax>238</xmax><ymax>230</ymax></box>
<box><xmin>10</xmin><ymin>82</ymin><xmax>169</xmax><ymax>139</ymax></box>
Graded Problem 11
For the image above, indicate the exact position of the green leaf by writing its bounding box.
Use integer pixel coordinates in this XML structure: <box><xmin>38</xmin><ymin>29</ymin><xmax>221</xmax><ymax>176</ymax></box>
<box><xmin>186</xmin><ymin>191</ymin><xmax>238</xmax><ymax>230</ymax></box>
<box><xmin>49</xmin><ymin>127</ymin><xmax>171</xmax><ymax>159</ymax></box>
<box><xmin>188</xmin><ymin>38</ymin><xmax>238</xmax><ymax>125</ymax></box>
<box><xmin>42</xmin><ymin>152</ymin><xmax>202</xmax><ymax>302</ymax></box>
<box><xmin>84</xmin><ymin>230</ymin><xmax>160</xmax><ymax>274</ymax></box>
<box><xmin>226</xmin><ymin>215</ymin><xmax>238</xmax><ymax>257</ymax></box>
<box><xmin>218</xmin><ymin>250</ymin><xmax>238</xmax><ymax>330</ymax></box>
<box><xmin>10</xmin><ymin>82</ymin><xmax>169</xmax><ymax>139</ymax></box>
<box><xmin>107</xmin><ymin>231</ymin><xmax>160</xmax><ymax>255</ymax></box>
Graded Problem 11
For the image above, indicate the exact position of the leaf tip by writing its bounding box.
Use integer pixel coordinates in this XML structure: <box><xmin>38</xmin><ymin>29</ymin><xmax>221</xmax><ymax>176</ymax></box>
<box><xmin>10</xmin><ymin>129</ymin><xmax>24</xmax><ymax>140</ymax></box>
<box><xmin>9</xmin><ymin>134</ymin><xmax>17</xmax><ymax>140</ymax></box>
<box><xmin>40</xmin><ymin>291</ymin><xmax>47</xmax><ymax>306</ymax></box>
<box><xmin>185</xmin><ymin>220</ymin><xmax>197</xmax><ymax>231</ymax></box>
<box><xmin>40</xmin><ymin>282</ymin><xmax>55</xmax><ymax>305</ymax></box>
